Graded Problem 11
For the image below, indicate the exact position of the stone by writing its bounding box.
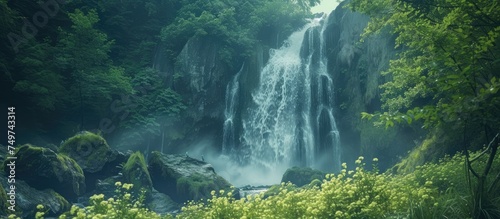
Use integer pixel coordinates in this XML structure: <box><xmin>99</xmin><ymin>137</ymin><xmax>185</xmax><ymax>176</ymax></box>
<box><xmin>5</xmin><ymin>144</ymin><xmax>85</xmax><ymax>200</ymax></box>
<box><xmin>147</xmin><ymin>189</ymin><xmax>179</xmax><ymax>215</ymax></box>
<box><xmin>59</xmin><ymin>131</ymin><xmax>127</xmax><ymax>191</ymax></box>
<box><xmin>59</xmin><ymin>131</ymin><xmax>114</xmax><ymax>173</ymax></box>
<box><xmin>148</xmin><ymin>151</ymin><xmax>236</xmax><ymax>203</ymax></box>
<box><xmin>0</xmin><ymin>174</ymin><xmax>70</xmax><ymax>218</ymax></box>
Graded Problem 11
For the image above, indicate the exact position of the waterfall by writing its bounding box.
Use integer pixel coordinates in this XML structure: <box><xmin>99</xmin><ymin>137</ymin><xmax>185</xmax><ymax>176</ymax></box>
<box><xmin>221</xmin><ymin>14</ymin><xmax>341</xmax><ymax>184</ymax></box>
<box><xmin>222</xmin><ymin>64</ymin><xmax>243</xmax><ymax>155</ymax></box>
<box><xmin>309</xmin><ymin>15</ymin><xmax>341</xmax><ymax>172</ymax></box>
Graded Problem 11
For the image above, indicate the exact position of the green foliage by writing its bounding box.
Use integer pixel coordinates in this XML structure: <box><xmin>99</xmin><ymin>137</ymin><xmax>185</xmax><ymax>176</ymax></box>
<box><xmin>58</xmin><ymin>9</ymin><xmax>133</xmax><ymax>117</ymax></box>
<box><xmin>27</xmin><ymin>150</ymin><xmax>500</xmax><ymax>218</ymax></box>
<box><xmin>353</xmin><ymin>0</ymin><xmax>500</xmax><ymax>132</ymax></box>
<box><xmin>160</xmin><ymin>0</ymin><xmax>314</xmax><ymax>65</ymax></box>
<box><xmin>118</xmin><ymin>68</ymin><xmax>186</xmax><ymax>149</ymax></box>
<box><xmin>352</xmin><ymin>2</ymin><xmax>500</xmax><ymax>216</ymax></box>
<box><xmin>13</xmin><ymin>38</ymin><xmax>66</xmax><ymax>112</ymax></box>
<box><xmin>53</xmin><ymin>182</ymin><xmax>173</xmax><ymax>219</ymax></box>
<box><xmin>6</xmin><ymin>6</ymin><xmax>134</xmax><ymax>138</ymax></box>
<box><xmin>177</xmin><ymin>152</ymin><xmax>500</xmax><ymax>218</ymax></box>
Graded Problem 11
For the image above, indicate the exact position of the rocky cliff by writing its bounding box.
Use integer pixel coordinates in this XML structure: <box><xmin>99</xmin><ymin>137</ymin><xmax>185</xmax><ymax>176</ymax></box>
<box><xmin>325</xmin><ymin>2</ymin><xmax>421</xmax><ymax>168</ymax></box>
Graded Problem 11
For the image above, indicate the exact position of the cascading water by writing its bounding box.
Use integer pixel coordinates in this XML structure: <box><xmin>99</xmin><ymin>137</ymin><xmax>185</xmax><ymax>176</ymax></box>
<box><xmin>221</xmin><ymin>14</ymin><xmax>341</xmax><ymax>185</ymax></box>
<box><xmin>222</xmin><ymin>64</ymin><xmax>243</xmax><ymax>155</ymax></box>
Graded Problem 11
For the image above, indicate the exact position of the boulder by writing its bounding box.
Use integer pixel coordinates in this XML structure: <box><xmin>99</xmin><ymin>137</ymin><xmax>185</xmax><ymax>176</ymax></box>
<box><xmin>148</xmin><ymin>151</ymin><xmax>236</xmax><ymax>203</ymax></box>
<box><xmin>0</xmin><ymin>175</ymin><xmax>70</xmax><ymax>218</ymax></box>
<box><xmin>59</xmin><ymin>131</ymin><xmax>127</xmax><ymax>191</ymax></box>
<box><xmin>59</xmin><ymin>131</ymin><xmax>115</xmax><ymax>173</ymax></box>
<box><xmin>122</xmin><ymin>151</ymin><xmax>153</xmax><ymax>194</ymax></box>
<box><xmin>5</xmin><ymin>144</ymin><xmax>85</xmax><ymax>200</ymax></box>
<box><xmin>147</xmin><ymin>189</ymin><xmax>179</xmax><ymax>215</ymax></box>
<box><xmin>281</xmin><ymin>166</ymin><xmax>325</xmax><ymax>187</ymax></box>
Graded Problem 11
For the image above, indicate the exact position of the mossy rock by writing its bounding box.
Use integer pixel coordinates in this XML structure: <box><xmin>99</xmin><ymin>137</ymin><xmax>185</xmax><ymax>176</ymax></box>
<box><xmin>392</xmin><ymin>128</ymin><xmax>455</xmax><ymax>174</ymax></box>
<box><xmin>176</xmin><ymin>173</ymin><xmax>231</xmax><ymax>202</ymax></box>
<box><xmin>123</xmin><ymin>151</ymin><xmax>153</xmax><ymax>194</ymax></box>
<box><xmin>0</xmin><ymin>183</ymin><xmax>9</xmax><ymax>216</ymax></box>
<box><xmin>59</xmin><ymin>131</ymin><xmax>114</xmax><ymax>173</ymax></box>
<box><xmin>0</xmin><ymin>174</ymin><xmax>70</xmax><ymax>218</ymax></box>
<box><xmin>281</xmin><ymin>166</ymin><xmax>325</xmax><ymax>187</ymax></box>
<box><xmin>148</xmin><ymin>151</ymin><xmax>236</xmax><ymax>203</ymax></box>
<box><xmin>4</xmin><ymin>144</ymin><xmax>85</xmax><ymax>200</ymax></box>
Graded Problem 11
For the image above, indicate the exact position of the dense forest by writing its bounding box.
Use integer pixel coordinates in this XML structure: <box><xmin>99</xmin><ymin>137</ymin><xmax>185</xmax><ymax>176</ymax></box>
<box><xmin>1</xmin><ymin>0</ymin><xmax>499</xmax><ymax>218</ymax></box>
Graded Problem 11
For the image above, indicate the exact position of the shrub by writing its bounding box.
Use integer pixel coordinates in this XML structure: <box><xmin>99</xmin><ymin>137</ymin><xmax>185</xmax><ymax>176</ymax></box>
<box><xmin>35</xmin><ymin>182</ymin><xmax>173</xmax><ymax>219</ymax></box>
<box><xmin>177</xmin><ymin>152</ymin><xmax>500</xmax><ymax>219</ymax></box>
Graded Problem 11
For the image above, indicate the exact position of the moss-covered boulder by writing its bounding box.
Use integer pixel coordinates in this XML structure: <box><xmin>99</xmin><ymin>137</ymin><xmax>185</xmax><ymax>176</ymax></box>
<box><xmin>59</xmin><ymin>131</ymin><xmax>127</xmax><ymax>191</ymax></box>
<box><xmin>59</xmin><ymin>131</ymin><xmax>114</xmax><ymax>173</ymax></box>
<box><xmin>281</xmin><ymin>166</ymin><xmax>325</xmax><ymax>187</ymax></box>
<box><xmin>148</xmin><ymin>151</ymin><xmax>236</xmax><ymax>203</ymax></box>
<box><xmin>0</xmin><ymin>174</ymin><xmax>70</xmax><ymax>218</ymax></box>
<box><xmin>123</xmin><ymin>151</ymin><xmax>153</xmax><ymax>194</ymax></box>
<box><xmin>5</xmin><ymin>144</ymin><xmax>85</xmax><ymax>200</ymax></box>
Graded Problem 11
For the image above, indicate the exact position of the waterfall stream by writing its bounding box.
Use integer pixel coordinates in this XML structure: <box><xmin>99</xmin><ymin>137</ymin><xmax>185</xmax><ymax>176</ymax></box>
<box><xmin>221</xmin><ymin>14</ymin><xmax>341</xmax><ymax>185</ymax></box>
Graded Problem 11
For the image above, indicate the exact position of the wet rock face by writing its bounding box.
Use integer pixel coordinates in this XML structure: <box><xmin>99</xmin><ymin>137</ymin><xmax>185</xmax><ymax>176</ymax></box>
<box><xmin>174</xmin><ymin>37</ymin><xmax>228</xmax><ymax>122</ymax></box>
<box><xmin>323</xmin><ymin>2</ymin><xmax>418</xmax><ymax>167</ymax></box>
<box><xmin>4</xmin><ymin>144</ymin><xmax>85</xmax><ymax>201</ymax></box>
<box><xmin>148</xmin><ymin>152</ymin><xmax>236</xmax><ymax>203</ymax></box>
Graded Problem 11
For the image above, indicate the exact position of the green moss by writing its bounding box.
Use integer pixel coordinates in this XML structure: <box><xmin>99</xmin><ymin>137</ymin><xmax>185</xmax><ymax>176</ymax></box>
<box><xmin>59</xmin><ymin>131</ymin><xmax>112</xmax><ymax>173</ymax></box>
<box><xmin>7</xmin><ymin>144</ymin><xmax>86</xmax><ymax>199</ymax></box>
<box><xmin>122</xmin><ymin>151</ymin><xmax>153</xmax><ymax>193</ymax></box>
<box><xmin>393</xmin><ymin>133</ymin><xmax>446</xmax><ymax>174</ymax></box>
<box><xmin>281</xmin><ymin>166</ymin><xmax>325</xmax><ymax>187</ymax></box>
<box><xmin>176</xmin><ymin>173</ymin><xmax>212</xmax><ymax>201</ymax></box>
<box><xmin>55</xmin><ymin>153</ymin><xmax>84</xmax><ymax>176</ymax></box>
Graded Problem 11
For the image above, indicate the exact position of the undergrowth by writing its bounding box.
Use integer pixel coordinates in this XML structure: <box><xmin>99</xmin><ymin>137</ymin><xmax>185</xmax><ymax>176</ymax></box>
<box><xmin>20</xmin><ymin>150</ymin><xmax>500</xmax><ymax>219</ymax></box>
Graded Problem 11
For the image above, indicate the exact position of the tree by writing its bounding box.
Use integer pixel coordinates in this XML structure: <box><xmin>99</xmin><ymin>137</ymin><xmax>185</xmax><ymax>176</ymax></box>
<box><xmin>352</xmin><ymin>0</ymin><xmax>500</xmax><ymax>217</ymax></box>
<box><xmin>56</xmin><ymin>9</ymin><xmax>133</xmax><ymax>129</ymax></box>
